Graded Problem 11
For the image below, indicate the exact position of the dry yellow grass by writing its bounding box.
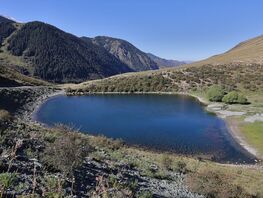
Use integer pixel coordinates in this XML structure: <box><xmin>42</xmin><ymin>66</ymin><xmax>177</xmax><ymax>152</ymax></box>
<box><xmin>189</xmin><ymin>34</ymin><xmax>263</xmax><ymax>67</ymax></box>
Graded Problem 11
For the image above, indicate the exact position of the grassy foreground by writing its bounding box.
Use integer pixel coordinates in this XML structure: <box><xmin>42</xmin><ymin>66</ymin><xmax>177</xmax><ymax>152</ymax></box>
<box><xmin>1</xmin><ymin>118</ymin><xmax>263</xmax><ymax>197</ymax></box>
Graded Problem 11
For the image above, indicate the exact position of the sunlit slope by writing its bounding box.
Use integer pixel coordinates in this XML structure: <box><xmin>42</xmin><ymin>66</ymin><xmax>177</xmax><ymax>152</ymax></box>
<box><xmin>191</xmin><ymin>35</ymin><xmax>263</xmax><ymax>66</ymax></box>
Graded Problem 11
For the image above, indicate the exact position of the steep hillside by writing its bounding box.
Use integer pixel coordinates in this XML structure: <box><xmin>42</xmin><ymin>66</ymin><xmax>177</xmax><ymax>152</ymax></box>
<box><xmin>0</xmin><ymin>15</ymin><xmax>15</xmax><ymax>23</ymax></box>
<box><xmin>191</xmin><ymin>35</ymin><xmax>263</xmax><ymax>66</ymax></box>
<box><xmin>147</xmin><ymin>53</ymin><xmax>185</xmax><ymax>68</ymax></box>
<box><xmin>89</xmin><ymin>36</ymin><xmax>159</xmax><ymax>71</ymax></box>
<box><xmin>0</xmin><ymin>19</ymin><xmax>16</xmax><ymax>45</ymax></box>
<box><xmin>5</xmin><ymin>22</ymin><xmax>132</xmax><ymax>83</ymax></box>
<box><xmin>0</xmin><ymin>17</ymin><xmax>161</xmax><ymax>83</ymax></box>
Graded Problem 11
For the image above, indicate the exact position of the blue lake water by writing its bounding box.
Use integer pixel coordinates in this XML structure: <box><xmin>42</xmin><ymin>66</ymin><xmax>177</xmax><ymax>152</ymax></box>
<box><xmin>35</xmin><ymin>94</ymin><xmax>255</xmax><ymax>163</ymax></box>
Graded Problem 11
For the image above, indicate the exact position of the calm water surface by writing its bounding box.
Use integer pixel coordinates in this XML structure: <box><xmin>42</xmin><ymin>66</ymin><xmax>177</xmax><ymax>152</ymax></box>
<box><xmin>35</xmin><ymin>94</ymin><xmax>255</xmax><ymax>163</ymax></box>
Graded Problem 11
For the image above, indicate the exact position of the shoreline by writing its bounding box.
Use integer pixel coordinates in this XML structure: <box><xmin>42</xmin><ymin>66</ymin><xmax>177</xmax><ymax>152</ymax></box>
<box><xmin>29</xmin><ymin>89</ymin><xmax>261</xmax><ymax>162</ymax></box>
<box><xmin>20</xmin><ymin>88</ymin><xmax>65</xmax><ymax>124</ymax></box>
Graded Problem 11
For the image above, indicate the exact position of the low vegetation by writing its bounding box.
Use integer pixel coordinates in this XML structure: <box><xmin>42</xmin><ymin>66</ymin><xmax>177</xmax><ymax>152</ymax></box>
<box><xmin>207</xmin><ymin>86</ymin><xmax>248</xmax><ymax>104</ymax></box>
<box><xmin>41</xmin><ymin>125</ymin><xmax>91</xmax><ymax>183</ymax></box>
<box><xmin>68</xmin><ymin>64</ymin><xmax>263</xmax><ymax>97</ymax></box>
<box><xmin>222</xmin><ymin>91</ymin><xmax>248</xmax><ymax>104</ymax></box>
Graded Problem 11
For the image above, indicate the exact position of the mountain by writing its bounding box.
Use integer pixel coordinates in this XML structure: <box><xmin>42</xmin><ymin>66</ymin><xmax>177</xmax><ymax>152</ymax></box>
<box><xmin>0</xmin><ymin>15</ymin><xmax>15</xmax><ymax>23</ymax></box>
<box><xmin>2</xmin><ymin>21</ymin><xmax>133</xmax><ymax>82</ymax></box>
<box><xmin>0</xmin><ymin>16</ymin><xmax>16</xmax><ymax>44</ymax></box>
<box><xmin>190</xmin><ymin>34</ymin><xmax>263</xmax><ymax>66</ymax></box>
<box><xmin>0</xmin><ymin>16</ymin><xmax>161</xmax><ymax>83</ymax></box>
<box><xmin>89</xmin><ymin>36</ymin><xmax>159</xmax><ymax>71</ymax></box>
<box><xmin>147</xmin><ymin>53</ymin><xmax>185</xmax><ymax>68</ymax></box>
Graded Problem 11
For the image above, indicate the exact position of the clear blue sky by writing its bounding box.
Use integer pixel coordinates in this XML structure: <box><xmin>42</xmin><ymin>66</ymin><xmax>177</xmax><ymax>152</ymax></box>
<box><xmin>1</xmin><ymin>0</ymin><xmax>263</xmax><ymax>61</ymax></box>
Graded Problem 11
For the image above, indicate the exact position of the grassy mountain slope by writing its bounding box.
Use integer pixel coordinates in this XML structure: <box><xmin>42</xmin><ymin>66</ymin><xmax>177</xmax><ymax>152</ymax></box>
<box><xmin>5</xmin><ymin>22</ymin><xmax>132</xmax><ymax>83</ymax></box>
<box><xmin>191</xmin><ymin>35</ymin><xmax>263</xmax><ymax>66</ymax></box>
<box><xmin>147</xmin><ymin>53</ymin><xmax>185</xmax><ymax>68</ymax></box>
<box><xmin>90</xmin><ymin>36</ymin><xmax>159</xmax><ymax>71</ymax></box>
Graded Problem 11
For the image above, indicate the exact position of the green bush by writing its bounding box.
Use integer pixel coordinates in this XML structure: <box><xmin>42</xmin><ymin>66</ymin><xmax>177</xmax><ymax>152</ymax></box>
<box><xmin>237</xmin><ymin>94</ymin><xmax>248</xmax><ymax>104</ymax></box>
<box><xmin>222</xmin><ymin>91</ymin><xmax>248</xmax><ymax>104</ymax></box>
<box><xmin>207</xmin><ymin>85</ymin><xmax>225</xmax><ymax>102</ymax></box>
<box><xmin>222</xmin><ymin>91</ymin><xmax>238</xmax><ymax>104</ymax></box>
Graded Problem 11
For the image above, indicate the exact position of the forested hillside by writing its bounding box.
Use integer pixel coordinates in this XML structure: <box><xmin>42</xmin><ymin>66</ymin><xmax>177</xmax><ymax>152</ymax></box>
<box><xmin>0</xmin><ymin>16</ymin><xmax>168</xmax><ymax>83</ymax></box>
<box><xmin>0</xmin><ymin>15</ymin><xmax>15</xmax><ymax>23</ymax></box>
<box><xmin>6</xmin><ymin>22</ymin><xmax>132</xmax><ymax>82</ymax></box>
<box><xmin>0</xmin><ymin>20</ymin><xmax>16</xmax><ymax>45</ymax></box>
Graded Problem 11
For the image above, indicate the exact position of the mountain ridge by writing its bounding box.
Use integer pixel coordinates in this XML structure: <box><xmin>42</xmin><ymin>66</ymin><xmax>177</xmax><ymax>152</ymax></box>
<box><xmin>147</xmin><ymin>53</ymin><xmax>185</xmax><ymax>68</ymax></box>
<box><xmin>0</xmin><ymin>15</ymin><xmax>15</xmax><ymax>23</ymax></box>
<box><xmin>90</xmin><ymin>36</ymin><xmax>159</xmax><ymax>71</ymax></box>
<box><xmin>0</xmin><ymin>16</ymin><xmax>171</xmax><ymax>83</ymax></box>
<box><xmin>3</xmin><ymin>21</ymin><xmax>134</xmax><ymax>82</ymax></box>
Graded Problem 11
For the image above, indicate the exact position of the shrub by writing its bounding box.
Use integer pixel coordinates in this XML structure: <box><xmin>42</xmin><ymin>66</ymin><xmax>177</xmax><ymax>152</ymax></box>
<box><xmin>42</xmin><ymin>125</ymin><xmax>91</xmax><ymax>178</ymax></box>
<box><xmin>222</xmin><ymin>91</ymin><xmax>238</xmax><ymax>104</ymax></box>
<box><xmin>207</xmin><ymin>85</ymin><xmax>225</xmax><ymax>102</ymax></box>
<box><xmin>237</xmin><ymin>94</ymin><xmax>248</xmax><ymax>104</ymax></box>
<box><xmin>161</xmin><ymin>154</ymin><xmax>173</xmax><ymax>170</ymax></box>
<box><xmin>222</xmin><ymin>91</ymin><xmax>248</xmax><ymax>104</ymax></box>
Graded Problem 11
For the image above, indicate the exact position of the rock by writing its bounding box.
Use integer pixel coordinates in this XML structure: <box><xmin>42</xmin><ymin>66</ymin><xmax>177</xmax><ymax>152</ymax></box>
<box><xmin>149</xmin><ymin>164</ymin><xmax>159</xmax><ymax>172</ymax></box>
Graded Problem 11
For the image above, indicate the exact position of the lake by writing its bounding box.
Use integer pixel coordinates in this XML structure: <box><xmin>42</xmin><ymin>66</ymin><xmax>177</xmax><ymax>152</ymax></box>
<box><xmin>35</xmin><ymin>94</ymin><xmax>255</xmax><ymax>163</ymax></box>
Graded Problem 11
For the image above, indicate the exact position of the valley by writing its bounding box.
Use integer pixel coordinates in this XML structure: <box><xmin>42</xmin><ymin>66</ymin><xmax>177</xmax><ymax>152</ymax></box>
<box><xmin>0</xmin><ymin>13</ymin><xmax>263</xmax><ymax>198</ymax></box>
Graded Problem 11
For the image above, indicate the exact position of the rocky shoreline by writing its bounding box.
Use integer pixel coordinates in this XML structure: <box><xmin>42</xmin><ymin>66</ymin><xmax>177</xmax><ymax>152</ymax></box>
<box><xmin>24</xmin><ymin>89</ymin><xmax>65</xmax><ymax>125</ymax></box>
